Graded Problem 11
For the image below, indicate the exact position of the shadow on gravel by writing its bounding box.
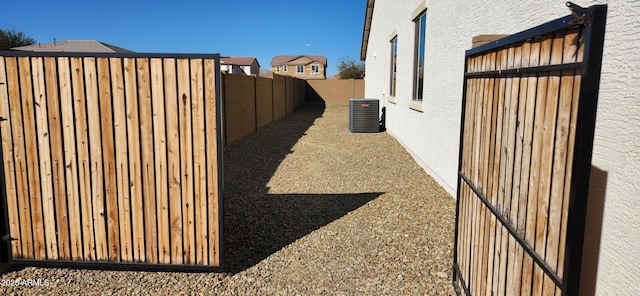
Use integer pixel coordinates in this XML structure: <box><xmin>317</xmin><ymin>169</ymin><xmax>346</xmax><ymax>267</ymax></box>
<box><xmin>223</xmin><ymin>101</ymin><xmax>381</xmax><ymax>273</ymax></box>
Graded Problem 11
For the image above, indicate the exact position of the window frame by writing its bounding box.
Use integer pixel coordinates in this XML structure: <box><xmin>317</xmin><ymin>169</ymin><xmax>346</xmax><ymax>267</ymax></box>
<box><xmin>296</xmin><ymin>65</ymin><xmax>305</xmax><ymax>73</ymax></box>
<box><xmin>389</xmin><ymin>35</ymin><xmax>398</xmax><ymax>98</ymax></box>
<box><xmin>413</xmin><ymin>10</ymin><xmax>427</xmax><ymax>102</ymax></box>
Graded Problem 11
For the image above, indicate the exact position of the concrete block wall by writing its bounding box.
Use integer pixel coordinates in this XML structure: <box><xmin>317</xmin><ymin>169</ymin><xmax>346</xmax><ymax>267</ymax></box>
<box><xmin>273</xmin><ymin>75</ymin><xmax>286</xmax><ymax>121</ymax></box>
<box><xmin>307</xmin><ymin>79</ymin><xmax>365</xmax><ymax>105</ymax></box>
<box><xmin>222</xmin><ymin>73</ymin><xmax>305</xmax><ymax>145</ymax></box>
<box><xmin>224</xmin><ymin>74</ymin><xmax>257</xmax><ymax>145</ymax></box>
<box><xmin>255</xmin><ymin>77</ymin><xmax>273</xmax><ymax>129</ymax></box>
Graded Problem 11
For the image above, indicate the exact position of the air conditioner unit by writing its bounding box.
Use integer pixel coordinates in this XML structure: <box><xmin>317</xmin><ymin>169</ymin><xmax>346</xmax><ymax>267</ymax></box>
<box><xmin>349</xmin><ymin>98</ymin><xmax>380</xmax><ymax>133</ymax></box>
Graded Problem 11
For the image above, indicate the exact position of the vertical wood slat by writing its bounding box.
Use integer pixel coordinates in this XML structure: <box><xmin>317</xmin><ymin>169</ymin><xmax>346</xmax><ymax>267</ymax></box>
<box><xmin>20</xmin><ymin>56</ymin><xmax>47</xmax><ymax>261</ymax></box>
<box><xmin>541</xmin><ymin>31</ymin><xmax>570</xmax><ymax>295</ymax></box>
<box><xmin>84</xmin><ymin>57</ymin><xmax>108</xmax><ymax>261</ymax></box>
<box><xmin>503</xmin><ymin>44</ymin><xmax>522</xmax><ymax>295</ymax></box>
<box><xmin>506</xmin><ymin>42</ymin><xmax>533</xmax><ymax>291</ymax></box>
<box><xmin>0</xmin><ymin>53</ymin><xmax>221</xmax><ymax>268</ymax></box>
<box><xmin>59</xmin><ymin>57</ymin><xmax>84</xmax><ymax>261</ymax></box>
<box><xmin>6</xmin><ymin>57</ymin><xmax>35</xmax><ymax>259</ymax></box>
<box><xmin>43</xmin><ymin>57</ymin><xmax>71</xmax><ymax>261</ymax></box>
<box><xmin>110</xmin><ymin>57</ymin><xmax>133</xmax><ymax>262</ymax></box>
<box><xmin>124</xmin><ymin>58</ymin><xmax>145</xmax><ymax>262</ymax></box>
<box><xmin>177</xmin><ymin>59</ymin><xmax>195</xmax><ymax>265</ymax></box>
<box><xmin>70</xmin><ymin>57</ymin><xmax>95</xmax><ymax>261</ymax></box>
<box><xmin>531</xmin><ymin>34</ymin><xmax>559</xmax><ymax>296</ymax></box>
<box><xmin>461</xmin><ymin>55</ymin><xmax>477</xmax><ymax>293</ymax></box>
<box><xmin>97</xmin><ymin>57</ymin><xmax>121</xmax><ymax>262</ymax></box>
<box><xmin>488</xmin><ymin>51</ymin><xmax>506</xmax><ymax>296</ymax></box>
<box><xmin>137</xmin><ymin>57</ymin><xmax>159</xmax><ymax>264</ymax></box>
<box><xmin>556</xmin><ymin>28</ymin><xmax>584</xmax><ymax>289</ymax></box>
<box><xmin>0</xmin><ymin>57</ymin><xmax>23</xmax><ymax>258</ymax></box>
<box><xmin>164</xmin><ymin>58</ymin><xmax>183</xmax><ymax>265</ymax></box>
<box><xmin>150</xmin><ymin>58</ymin><xmax>170</xmax><ymax>264</ymax></box>
<box><xmin>521</xmin><ymin>37</ymin><xmax>545</xmax><ymax>296</ymax></box>
<box><xmin>205</xmin><ymin>58</ymin><xmax>220</xmax><ymax>266</ymax></box>
<box><xmin>191</xmin><ymin>59</ymin><xmax>208</xmax><ymax>265</ymax></box>
<box><xmin>31</xmin><ymin>57</ymin><xmax>59</xmax><ymax>260</ymax></box>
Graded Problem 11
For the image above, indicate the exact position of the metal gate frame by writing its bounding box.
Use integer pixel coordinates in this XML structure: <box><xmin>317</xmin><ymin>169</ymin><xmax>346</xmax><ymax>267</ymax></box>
<box><xmin>453</xmin><ymin>3</ymin><xmax>607</xmax><ymax>295</ymax></box>
<box><xmin>0</xmin><ymin>51</ymin><xmax>224</xmax><ymax>272</ymax></box>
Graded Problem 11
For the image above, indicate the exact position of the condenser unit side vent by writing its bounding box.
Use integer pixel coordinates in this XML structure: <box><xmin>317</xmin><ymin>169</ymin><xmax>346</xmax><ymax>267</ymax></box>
<box><xmin>349</xmin><ymin>98</ymin><xmax>380</xmax><ymax>133</ymax></box>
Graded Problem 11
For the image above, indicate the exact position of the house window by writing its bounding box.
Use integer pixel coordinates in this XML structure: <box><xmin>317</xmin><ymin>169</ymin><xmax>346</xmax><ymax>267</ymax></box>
<box><xmin>311</xmin><ymin>65</ymin><xmax>319</xmax><ymax>72</ymax></box>
<box><xmin>390</xmin><ymin>35</ymin><xmax>398</xmax><ymax>97</ymax></box>
<box><xmin>413</xmin><ymin>11</ymin><xmax>427</xmax><ymax>101</ymax></box>
<box><xmin>297</xmin><ymin>65</ymin><xmax>305</xmax><ymax>73</ymax></box>
<box><xmin>276</xmin><ymin>66</ymin><xmax>280</xmax><ymax>72</ymax></box>
<box><xmin>283</xmin><ymin>65</ymin><xmax>288</xmax><ymax>72</ymax></box>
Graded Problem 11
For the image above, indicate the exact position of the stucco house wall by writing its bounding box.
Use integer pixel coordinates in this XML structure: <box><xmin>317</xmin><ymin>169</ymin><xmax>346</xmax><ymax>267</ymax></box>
<box><xmin>362</xmin><ymin>0</ymin><xmax>640</xmax><ymax>294</ymax></box>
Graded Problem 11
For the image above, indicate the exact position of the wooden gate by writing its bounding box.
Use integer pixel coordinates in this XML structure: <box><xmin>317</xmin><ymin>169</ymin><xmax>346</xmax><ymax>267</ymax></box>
<box><xmin>453</xmin><ymin>3</ymin><xmax>606</xmax><ymax>295</ymax></box>
<box><xmin>0</xmin><ymin>52</ymin><xmax>223</xmax><ymax>270</ymax></box>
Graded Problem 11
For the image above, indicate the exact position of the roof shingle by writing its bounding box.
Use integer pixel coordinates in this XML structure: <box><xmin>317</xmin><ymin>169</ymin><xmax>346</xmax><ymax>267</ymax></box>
<box><xmin>270</xmin><ymin>55</ymin><xmax>327</xmax><ymax>66</ymax></box>
<box><xmin>11</xmin><ymin>40</ymin><xmax>134</xmax><ymax>53</ymax></box>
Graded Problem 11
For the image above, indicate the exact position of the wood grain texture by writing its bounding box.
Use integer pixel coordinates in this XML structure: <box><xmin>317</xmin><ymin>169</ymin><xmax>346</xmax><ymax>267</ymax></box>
<box><xmin>7</xmin><ymin>57</ymin><xmax>35</xmax><ymax>259</ymax></box>
<box><xmin>111</xmin><ymin>57</ymin><xmax>133</xmax><ymax>262</ymax></box>
<box><xmin>457</xmin><ymin>24</ymin><xmax>588</xmax><ymax>295</ymax></box>
<box><xmin>124</xmin><ymin>57</ymin><xmax>145</xmax><ymax>262</ymax></box>
<box><xmin>84</xmin><ymin>57</ymin><xmax>108</xmax><ymax>261</ymax></box>
<box><xmin>31</xmin><ymin>57</ymin><xmax>59</xmax><ymax>260</ymax></box>
<box><xmin>70</xmin><ymin>57</ymin><xmax>95</xmax><ymax>261</ymax></box>
<box><xmin>0</xmin><ymin>57</ymin><xmax>23</xmax><ymax>258</ymax></box>
<box><xmin>177</xmin><ymin>59</ymin><xmax>195</xmax><ymax>265</ymax></box>
<box><xmin>0</xmin><ymin>54</ymin><xmax>221</xmax><ymax>268</ymax></box>
<box><xmin>137</xmin><ymin>57</ymin><xmax>159</xmax><ymax>264</ymax></box>
<box><xmin>150</xmin><ymin>58</ymin><xmax>170</xmax><ymax>264</ymax></box>
<box><xmin>98</xmin><ymin>57</ymin><xmax>120</xmax><ymax>262</ymax></box>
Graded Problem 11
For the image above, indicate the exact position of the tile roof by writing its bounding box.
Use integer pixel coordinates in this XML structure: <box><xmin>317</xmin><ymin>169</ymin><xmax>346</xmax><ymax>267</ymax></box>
<box><xmin>11</xmin><ymin>40</ymin><xmax>134</xmax><ymax>53</ymax></box>
<box><xmin>270</xmin><ymin>55</ymin><xmax>327</xmax><ymax>66</ymax></box>
<box><xmin>220</xmin><ymin>57</ymin><xmax>260</xmax><ymax>67</ymax></box>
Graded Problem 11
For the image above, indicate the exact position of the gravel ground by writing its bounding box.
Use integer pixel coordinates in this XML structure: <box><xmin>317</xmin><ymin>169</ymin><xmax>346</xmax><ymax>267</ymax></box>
<box><xmin>0</xmin><ymin>101</ymin><xmax>457</xmax><ymax>295</ymax></box>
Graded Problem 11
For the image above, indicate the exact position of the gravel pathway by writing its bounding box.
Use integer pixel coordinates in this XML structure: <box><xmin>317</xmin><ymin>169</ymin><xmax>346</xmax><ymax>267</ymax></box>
<box><xmin>1</xmin><ymin>101</ymin><xmax>456</xmax><ymax>295</ymax></box>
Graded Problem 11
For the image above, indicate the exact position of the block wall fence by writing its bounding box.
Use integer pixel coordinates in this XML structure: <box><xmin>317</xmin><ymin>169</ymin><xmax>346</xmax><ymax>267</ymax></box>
<box><xmin>222</xmin><ymin>75</ymin><xmax>364</xmax><ymax>145</ymax></box>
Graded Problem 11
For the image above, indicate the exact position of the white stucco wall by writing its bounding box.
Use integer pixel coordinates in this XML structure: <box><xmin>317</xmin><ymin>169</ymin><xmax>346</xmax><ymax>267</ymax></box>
<box><xmin>363</xmin><ymin>0</ymin><xmax>640</xmax><ymax>294</ymax></box>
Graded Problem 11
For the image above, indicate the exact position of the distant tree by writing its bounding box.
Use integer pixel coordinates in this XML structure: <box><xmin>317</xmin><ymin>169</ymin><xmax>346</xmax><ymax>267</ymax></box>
<box><xmin>337</xmin><ymin>57</ymin><xmax>365</xmax><ymax>79</ymax></box>
<box><xmin>0</xmin><ymin>28</ymin><xmax>36</xmax><ymax>48</ymax></box>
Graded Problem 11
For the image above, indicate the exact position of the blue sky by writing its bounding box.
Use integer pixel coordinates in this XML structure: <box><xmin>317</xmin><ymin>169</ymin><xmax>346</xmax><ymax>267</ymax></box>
<box><xmin>1</xmin><ymin>0</ymin><xmax>366</xmax><ymax>76</ymax></box>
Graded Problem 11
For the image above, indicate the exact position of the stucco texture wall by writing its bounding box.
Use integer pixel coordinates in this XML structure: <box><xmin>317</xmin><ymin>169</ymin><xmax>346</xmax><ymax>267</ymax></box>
<box><xmin>363</xmin><ymin>0</ymin><xmax>640</xmax><ymax>294</ymax></box>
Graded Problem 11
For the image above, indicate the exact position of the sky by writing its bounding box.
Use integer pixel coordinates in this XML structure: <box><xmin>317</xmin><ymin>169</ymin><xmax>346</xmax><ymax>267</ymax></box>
<box><xmin>1</xmin><ymin>0</ymin><xmax>367</xmax><ymax>76</ymax></box>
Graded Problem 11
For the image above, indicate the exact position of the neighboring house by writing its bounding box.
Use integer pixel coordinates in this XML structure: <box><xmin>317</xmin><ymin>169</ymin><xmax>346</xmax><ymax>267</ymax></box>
<box><xmin>270</xmin><ymin>55</ymin><xmax>327</xmax><ymax>79</ymax></box>
<box><xmin>361</xmin><ymin>0</ymin><xmax>639</xmax><ymax>295</ymax></box>
<box><xmin>12</xmin><ymin>39</ymin><xmax>134</xmax><ymax>53</ymax></box>
<box><xmin>220</xmin><ymin>57</ymin><xmax>260</xmax><ymax>76</ymax></box>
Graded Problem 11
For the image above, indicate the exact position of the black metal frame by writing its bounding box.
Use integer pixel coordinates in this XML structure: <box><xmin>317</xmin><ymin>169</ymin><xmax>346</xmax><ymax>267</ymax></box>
<box><xmin>0</xmin><ymin>51</ymin><xmax>225</xmax><ymax>272</ymax></box>
<box><xmin>453</xmin><ymin>3</ymin><xmax>607</xmax><ymax>295</ymax></box>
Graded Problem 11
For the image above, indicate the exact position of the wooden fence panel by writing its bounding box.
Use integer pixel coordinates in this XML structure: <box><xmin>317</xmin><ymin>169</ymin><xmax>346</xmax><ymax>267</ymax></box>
<box><xmin>0</xmin><ymin>53</ymin><xmax>223</xmax><ymax>270</ymax></box>
<box><xmin>454</xmin><ymin>5</ymin><xmax>607</xmax><ymax>295</ymax></box>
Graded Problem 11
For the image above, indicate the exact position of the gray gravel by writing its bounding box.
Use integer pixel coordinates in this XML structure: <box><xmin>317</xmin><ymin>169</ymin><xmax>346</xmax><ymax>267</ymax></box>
<box><xmin>0</xmin><ymin>101</ymin><xmax>456</xmax><ymax>295</ymax></box>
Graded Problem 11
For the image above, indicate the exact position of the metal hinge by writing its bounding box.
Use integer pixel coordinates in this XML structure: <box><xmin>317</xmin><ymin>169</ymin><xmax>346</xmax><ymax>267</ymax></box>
<box><xmin>1</xmin><ymin>235</ymin><xmax>17</xmax><ymax>242</ymax></box>
<box><xmin>567</xmin><ymin>2</ymin><xmax>589</xmax><ymax>25</ymax></box>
